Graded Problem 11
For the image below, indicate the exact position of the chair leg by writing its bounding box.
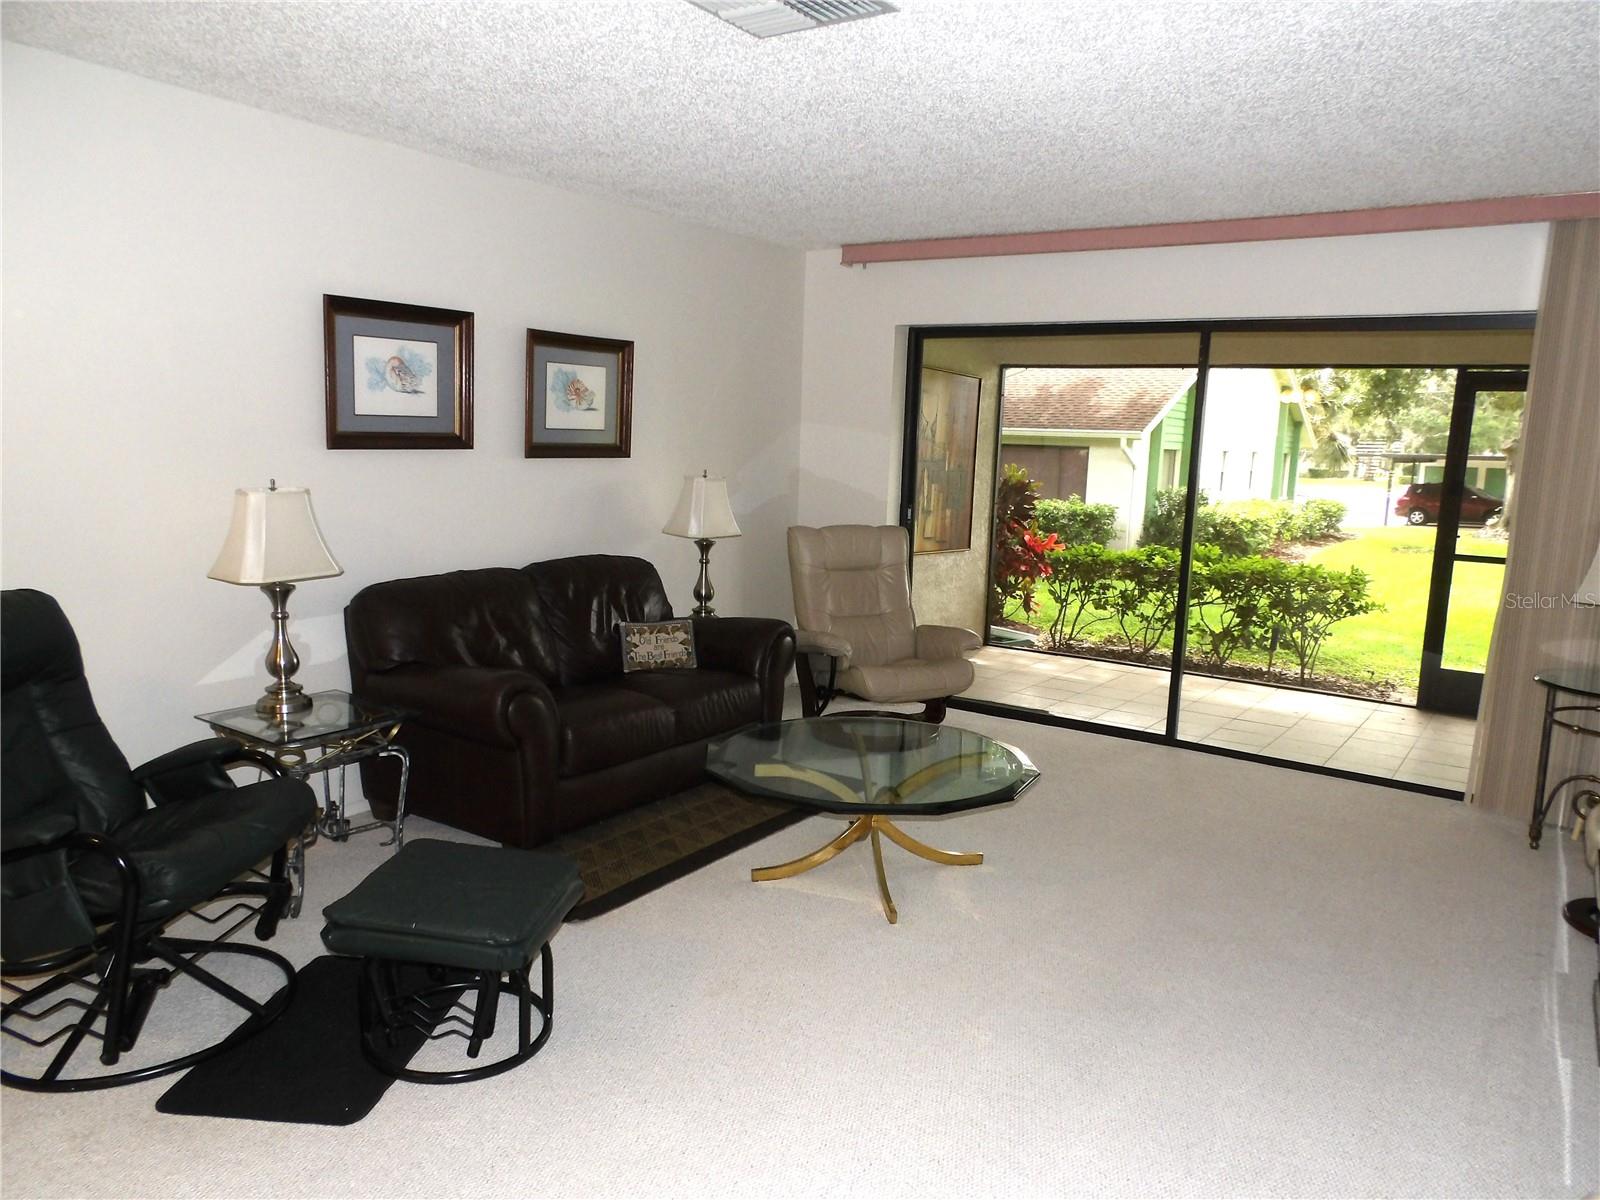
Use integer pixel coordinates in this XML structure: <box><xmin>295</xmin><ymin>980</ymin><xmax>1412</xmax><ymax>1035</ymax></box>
<box><xmin>254</xmin><ymin>844</ymin><xmax>292</xmax><ymax>941</ymax></box>
<box><xmin>918</xmin><ymin>698</ymin><xmax>948</xmax><ymax>724</ymax></box>
<box><xmin>358</xmin><ymin>946</ymin><xmax>556</xmax><ymax>1084</ymax></box>
<box><xmin>796</xmin><ymin>654</ymin><xmax>824</xmax><ymax>718</ymax></box>
<box><xmin>466</xmin><ymin>971</ymin><xmax>500</xmax><ymax>1059</ymax></box>
<box><xmin>97</xmin><ymin>868</ymin><xmax>143</xmax><ymax>1066</ymax></box>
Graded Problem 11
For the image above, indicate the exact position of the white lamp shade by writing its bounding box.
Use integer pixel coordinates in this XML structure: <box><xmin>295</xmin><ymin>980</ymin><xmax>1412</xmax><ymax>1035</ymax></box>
<box><xmin>208</xmin><ymin>486</ymin><xmax>343</xmax><ymax>585</ymax></box>
<box><xmin>1578</xmin><ymin>540</ymin><xmax>1600</xmax><ymax>607</ymax></box>
<box><xmin>662</xmin><ymin>473</ymin><xmax>741</xmax><ymax>540</ymax></box>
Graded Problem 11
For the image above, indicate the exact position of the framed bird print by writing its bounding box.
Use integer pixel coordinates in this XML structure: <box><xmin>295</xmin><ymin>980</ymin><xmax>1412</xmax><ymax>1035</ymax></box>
<box><xmin>323</xmin><ymin>295</ymin><xmax>474</xmax><ymax>449</ymax></box>
<box><xmin>525</xmin><ymin>328</ymin><xmax>633</xmax><ymax>458</ymax></box>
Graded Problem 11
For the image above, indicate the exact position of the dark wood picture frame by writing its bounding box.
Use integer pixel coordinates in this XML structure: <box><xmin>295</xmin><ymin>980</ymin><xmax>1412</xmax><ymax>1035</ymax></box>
<box><xmin>525</xmin><ymin>328</ymin><xmax>634</xmax><ymax>459</ymax></box>
<box><xmin>323</xmin><ymin>294</ymin><xmax>474</xmax><ymax>450</ymax></box>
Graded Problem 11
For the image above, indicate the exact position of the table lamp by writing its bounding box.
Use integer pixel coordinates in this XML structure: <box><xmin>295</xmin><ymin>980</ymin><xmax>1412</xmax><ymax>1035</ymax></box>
<box><xmin>208</xmin><ymin>481</ymin><xmax>343</xmax><ymax>718</ymax></box>
<box><xmin>662</xmin><ymin>471</ymin><xmax>741</xmax><ymax>616</ymax></box>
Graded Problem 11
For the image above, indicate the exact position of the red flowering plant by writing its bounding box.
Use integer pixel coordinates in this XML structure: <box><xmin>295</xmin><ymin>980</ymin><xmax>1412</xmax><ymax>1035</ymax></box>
<box><xmin>989</xmin><ymin>465</ymin><xmax>1057</xmax><ymax>625</ymax></box>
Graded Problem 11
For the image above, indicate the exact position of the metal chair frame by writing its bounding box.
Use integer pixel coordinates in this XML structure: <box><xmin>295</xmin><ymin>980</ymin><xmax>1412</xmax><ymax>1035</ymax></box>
<box><xmin>2</xmin><ymin>828</ymin><xmax>298</xmax><ymax>1092</ymax></box>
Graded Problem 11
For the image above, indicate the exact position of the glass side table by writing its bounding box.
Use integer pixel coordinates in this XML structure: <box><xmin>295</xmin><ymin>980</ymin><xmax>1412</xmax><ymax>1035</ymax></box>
<box><xmin>197</xmin><ymin>690</ymin><xmax>411</xmax><ymax>916</ymax></box>
<box><xmin>1528</xmin><ymin>667</ymin><xmax>1600</xmax><ymax>850</ymax></box>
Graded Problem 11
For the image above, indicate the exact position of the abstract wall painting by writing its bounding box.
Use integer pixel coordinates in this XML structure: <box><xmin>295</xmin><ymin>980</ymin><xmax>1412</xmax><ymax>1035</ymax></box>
<box><xmin>913</xmin><ymin>367</ymin><xmax>982</xmax><ymax>553</ymax></box>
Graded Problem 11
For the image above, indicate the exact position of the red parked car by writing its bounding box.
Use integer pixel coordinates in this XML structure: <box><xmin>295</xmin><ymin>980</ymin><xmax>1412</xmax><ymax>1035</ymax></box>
<box><xmin>1394</xmin><ymin>482</ymin><xmax>1503</xmax><ymax>526</ymax></box>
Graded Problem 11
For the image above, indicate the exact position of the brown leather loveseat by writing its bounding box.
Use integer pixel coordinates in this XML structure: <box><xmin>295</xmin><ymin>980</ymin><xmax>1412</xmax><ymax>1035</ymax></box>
<box><xmin>345</xmin><ymin>555</ymin><xmax>795</xmax><ymax>848</ymax></box>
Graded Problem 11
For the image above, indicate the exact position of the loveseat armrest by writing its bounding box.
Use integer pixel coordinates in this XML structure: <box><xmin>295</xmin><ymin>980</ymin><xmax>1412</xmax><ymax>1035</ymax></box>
<box><xmin>692</xmin><ymin>617</ymin><xmax>794</xmax><ymax>677</ymax></box>
<box><xmin>358</xmin><ymin>664</ymin><xmax>559</xmax><ymax>749</ymax></box>
<box><xmin>915</xmin><ymin>624</ymin><xmax>981</xmax><ymax>662</ymax></box>
<box><xmin>795</xmin><ymin>628</ymin><xmax>852</xmax><ymax>665</ymax></box>
<box><xmin>691</xmin><ymin>617</ymin><xmax>796</xmax><ymax>723</ymax></box>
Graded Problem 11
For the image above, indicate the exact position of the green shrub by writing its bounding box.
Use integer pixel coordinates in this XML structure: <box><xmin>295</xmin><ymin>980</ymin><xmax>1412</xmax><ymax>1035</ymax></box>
<box><xmin>1107</xmin><ymin>545</ymin><xmax>1182</xmax><ymax>656</ymax></box>
<box><xmin>1186</xmin><ymin>550</ymin><xmax>1280</xmax><ymax>668</ymax></box>
<box><xmin>1040</xmin><ymin>543</ymin><xmax>1118</xmax><ymax>647</ymax></box>
<box><xmin>1035</xmin><ymin>496</ymin><xmax>1119</xmax><ymax>549</ymax></box>
<box><xmin>1198</xmin><ymin>509</ymin><xmax>1275</xmax><ymax>556</ymax></box>
<box><xmin>1146</xmin><ymin>490</ymin><xmax>1346</xmax><ymax>552</ymax></box>
<box><xmin>1261</xmin><ymin>562</ymin><xmax>1380</xmax><ymax>679</ymax></box>
<box><xmin>1140</xmin><ymin>487</ymin><xmax>1201</xmax><ymax>548</ymax></box>
<box><xmin>1218</xmin><ymin>499</ymin><xmax>1296</xmax><ymax>542</ymax></box>
<box><xmin>1287</xmin><ymin>498</ymin><xmax>1346</xmax><ymax>541</ymax></box>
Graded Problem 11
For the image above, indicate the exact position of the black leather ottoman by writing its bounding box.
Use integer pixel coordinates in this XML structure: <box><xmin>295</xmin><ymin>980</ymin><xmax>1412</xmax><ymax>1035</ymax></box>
<box><xmin>321</xmin><ymin>839</ymin><xmax>583</xmax><ymax>1083</ymax></box>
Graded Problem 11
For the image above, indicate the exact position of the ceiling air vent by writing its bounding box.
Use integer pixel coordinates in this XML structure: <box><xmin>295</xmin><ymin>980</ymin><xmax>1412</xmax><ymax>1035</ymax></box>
<box><xmin>689</xmin><ymin>0</ymin><xmax>898</xmax><ymax>38</ymax></box>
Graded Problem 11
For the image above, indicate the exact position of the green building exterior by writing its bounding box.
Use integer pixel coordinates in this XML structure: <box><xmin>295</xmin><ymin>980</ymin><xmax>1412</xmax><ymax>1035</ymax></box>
<box><xmin>1143</xmin><ymin>383</ymin><xmax>1305</xmax><ymax>513</ymax></box>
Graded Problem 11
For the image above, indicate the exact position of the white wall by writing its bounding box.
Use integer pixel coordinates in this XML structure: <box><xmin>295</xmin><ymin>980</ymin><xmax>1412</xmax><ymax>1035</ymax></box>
<box><xmin>1</xmin><ymin>45</ymin><xmax>805</xmax><ymax>765</ymax></box>
<box><xmin>797</xmin><ymin>225</ymin><xmax>1550</xmax><ymax>532</ymax></box>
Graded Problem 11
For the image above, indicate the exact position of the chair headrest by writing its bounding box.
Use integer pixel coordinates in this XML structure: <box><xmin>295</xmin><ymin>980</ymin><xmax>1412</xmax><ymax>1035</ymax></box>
<box><xmin>787</xmin><ymin>525</ymin><xmax>908</xmax><ymax>573</ymax></box>
<box><xmin>1</xmin><ymin>589</ymin><xmax>85</xmax><ymax>695</ymax></box>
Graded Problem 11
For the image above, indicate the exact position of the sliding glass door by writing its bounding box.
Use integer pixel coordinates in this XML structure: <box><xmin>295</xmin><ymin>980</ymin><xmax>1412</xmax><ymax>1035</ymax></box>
<box><xmin>904</xmin><ymin>317</ymin><xmax>1534</xmax><ymax>795</ymax></box>
<box><xmin>908</xmin><ymin>332</ymin><xmax>1200</xmax><ymax>729</ymax></box>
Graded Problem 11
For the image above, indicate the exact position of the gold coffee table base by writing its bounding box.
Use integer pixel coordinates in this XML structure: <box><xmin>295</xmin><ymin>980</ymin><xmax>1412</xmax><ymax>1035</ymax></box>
<box><xmin>751</xmin><ymin>814</ymin><xmax>981</xmax><ymax>924</ymax></box>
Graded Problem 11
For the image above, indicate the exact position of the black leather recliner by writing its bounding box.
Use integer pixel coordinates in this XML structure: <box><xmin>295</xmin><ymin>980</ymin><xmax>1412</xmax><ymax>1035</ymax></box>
<box><xmin>1</xmin><ymin>589</ymin><xmax>315</xmax><ymax>1091</ymax></box>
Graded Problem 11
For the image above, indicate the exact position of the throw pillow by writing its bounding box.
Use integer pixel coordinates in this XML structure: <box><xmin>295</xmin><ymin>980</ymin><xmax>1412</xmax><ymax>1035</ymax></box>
<box><xmin>619</xmin><ymin>619</ymin><xmax>697</xmax><ymax>672</ymax></box>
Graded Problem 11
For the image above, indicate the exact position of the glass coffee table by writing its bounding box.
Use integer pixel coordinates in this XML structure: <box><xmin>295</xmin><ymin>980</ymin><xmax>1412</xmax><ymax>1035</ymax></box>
<box><xmin>706</xmin><ymin>716</ymin><xmax>1038</xmax><ymax>923</ymax></box>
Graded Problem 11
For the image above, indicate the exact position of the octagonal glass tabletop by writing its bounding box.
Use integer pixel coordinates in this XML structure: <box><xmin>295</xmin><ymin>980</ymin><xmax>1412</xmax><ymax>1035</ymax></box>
<box><xmin>706</xmin><ymin>716</ymin><xmax>1037</xmax><ymax>816</ymax></box>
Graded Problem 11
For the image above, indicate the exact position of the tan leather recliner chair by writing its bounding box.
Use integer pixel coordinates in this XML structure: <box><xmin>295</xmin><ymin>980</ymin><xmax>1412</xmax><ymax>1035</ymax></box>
<box><xmin>787</xmin><ymin>524</ymin><xmax>981</xmax><ymax>723</ymax></box>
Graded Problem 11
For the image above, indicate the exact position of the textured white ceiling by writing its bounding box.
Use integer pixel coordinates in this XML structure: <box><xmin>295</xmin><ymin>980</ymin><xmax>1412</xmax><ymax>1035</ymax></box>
<box><xmin>5</xmin><ymin>0</ymin><xmax>1597</xmax><ymax>249</ymax></box>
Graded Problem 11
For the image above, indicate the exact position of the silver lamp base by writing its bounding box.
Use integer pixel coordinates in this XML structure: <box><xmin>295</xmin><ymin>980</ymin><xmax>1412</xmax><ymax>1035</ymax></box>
<box><xmin>255</xmin><ymin>685</ymin><xmax>312</xmax><ymax>720</ymax></box>
<box><xmin>691</xmin><ymin>537</ymin><xmax>719</xmax><ymax>617</ymax></box>
<box><xmin>254</xmin><ymin>581</ymin><xmax>314</xmax><ymax>719</ymax></box>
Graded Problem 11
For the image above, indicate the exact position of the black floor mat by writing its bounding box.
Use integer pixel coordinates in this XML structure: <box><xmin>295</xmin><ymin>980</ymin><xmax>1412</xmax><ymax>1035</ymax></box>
<box><xmin>156</xmin><ymin>955</ymin><xmax>455</xmax><ymax>1125</ymax></box>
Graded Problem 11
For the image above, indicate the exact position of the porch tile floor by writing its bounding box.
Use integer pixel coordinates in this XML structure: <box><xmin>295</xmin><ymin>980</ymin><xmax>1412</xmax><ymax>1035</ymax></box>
<box><xmin>965</xmin><ymin>645</ymin><xmax>1476</xmax><ymax>791</ymax></box>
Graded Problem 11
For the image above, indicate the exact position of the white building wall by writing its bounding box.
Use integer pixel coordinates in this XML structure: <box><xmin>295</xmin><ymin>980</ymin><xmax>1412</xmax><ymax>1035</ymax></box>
<box><xmin>1196</xmin><ymin>369</ymin><xmax>1287</xmax><ymax>502</ymax></box>
<box><xmin>1080</xmin><ymin>441</ymin><xmax>1140</xmax><ymax>549</ymax></box>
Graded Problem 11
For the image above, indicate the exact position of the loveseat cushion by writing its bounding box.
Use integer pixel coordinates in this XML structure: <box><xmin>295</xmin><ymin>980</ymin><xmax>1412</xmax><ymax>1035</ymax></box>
<box><xmin>524</xmin><ymin>555</ymin><xmax>673</xmax><ymax>687</ymax></box>
<box><xmin>552</xmin><ymin>685</ymin><xmax>677</xmax><ymax>777</ymax></box>
<box><xmin>346</xmin><ymin>568</ymin><xmax>559</xmax><ymax>681</ymax></box>
<box><xmin>614</xmin><ymin>669</ymin><xmax>762</xmax><ymax>745</ymax></box>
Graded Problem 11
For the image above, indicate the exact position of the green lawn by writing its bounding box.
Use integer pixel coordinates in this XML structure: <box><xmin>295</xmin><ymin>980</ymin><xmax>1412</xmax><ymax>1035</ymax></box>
<box><xmin>1018</xmin><ymin>525</ymin><xmax>1504</xmax><ymax>696</ymax></box>
<box><xmin>1302</xmin><ymin>526</ymin><xmax>1504</xmax><ymax>688</ymax></box>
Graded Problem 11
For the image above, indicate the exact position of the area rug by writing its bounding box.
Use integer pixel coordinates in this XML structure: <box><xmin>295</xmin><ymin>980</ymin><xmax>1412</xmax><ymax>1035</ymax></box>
<box><xmin>551</xmin><ymin>780</ymin><xmax>807</xmax><ymax>920</ymax></box>
<box><xmin>155</xmin><ymin>956</ymin><xmax>457</xmax><ymax>1125</ymax></box>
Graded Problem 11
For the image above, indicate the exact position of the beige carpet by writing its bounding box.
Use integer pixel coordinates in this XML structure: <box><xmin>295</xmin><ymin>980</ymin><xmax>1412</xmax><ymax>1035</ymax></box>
<box><xmin>3</xmin><ymin>707</ymin><xmax>1595</xmax><ymax>1198</ymax></box>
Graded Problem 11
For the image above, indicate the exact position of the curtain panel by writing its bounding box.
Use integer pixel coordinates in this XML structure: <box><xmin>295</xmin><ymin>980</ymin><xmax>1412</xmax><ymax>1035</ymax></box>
<box><xmin>1470</xmin><ymin>219</ymin><xmax>1600</xmax><ymax>821</ymax></box>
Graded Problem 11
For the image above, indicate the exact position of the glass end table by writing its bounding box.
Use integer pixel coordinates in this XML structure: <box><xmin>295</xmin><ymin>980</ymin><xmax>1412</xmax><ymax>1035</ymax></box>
<box><xmin>707</xmin><ymin>716</ymin><xmax>1038</xmax><ymax>923</ymax></box>
<box><xmin>197</xmin><ymin>690</ymin><xmax>411</xmax><ymax>915</ymax></box>
<box><xmin>1528</xmin><ymin>667</ymin><xmax>1600</xmax><ymax>850</ymax></box>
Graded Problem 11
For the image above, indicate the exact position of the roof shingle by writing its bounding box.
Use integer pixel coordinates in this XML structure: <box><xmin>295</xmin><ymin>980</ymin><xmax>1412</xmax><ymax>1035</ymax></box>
<box><xmin>1001</xmin><ymin>367</ymin><xmax>1195</xmax><ymax>435</ymax></box>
